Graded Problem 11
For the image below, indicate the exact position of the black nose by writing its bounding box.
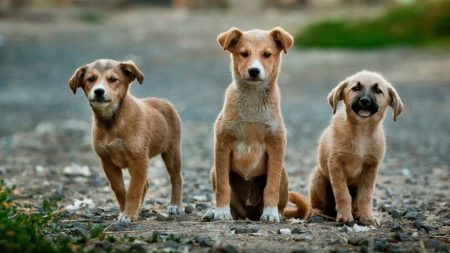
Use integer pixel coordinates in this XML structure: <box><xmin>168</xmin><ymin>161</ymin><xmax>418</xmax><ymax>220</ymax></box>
<box><xmin>94</xmin><ymin>89</ymin><xmax>105</xmax><ymax>97</ymax></box>
<box><xmin>359</xmin><ymin>97</ymin><xmax>370</xmax><ymax>106</ymax></box>
<box><xmin>248</xmin><ymin>68</ymin><xmax>260</xmax><ymax>78</ymax></box>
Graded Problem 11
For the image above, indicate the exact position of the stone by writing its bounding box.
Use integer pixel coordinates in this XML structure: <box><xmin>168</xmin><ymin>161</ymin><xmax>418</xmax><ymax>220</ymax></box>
<box><xmin>278</xmin><ymin>228</ymin><xmax>292</xmax><ymax>235</ymax></box>
<box><xmin>308</xmin><ymin>216</ymin><xmax>324</xmax><ymax>223</ymax></box>
<box><xmin>230</xmin><ymin>224</ymin><xmax>259</xmax><ymax>234</ymax></box>
<box><xmin>185</xmin><ymin>204</ymin><xmax>195</xmax><ymax>214</ymax></box>
<box><xmin>194</xmin><ymin>235</ymin><xmax>214</xmax><ymax>247</ymax></box>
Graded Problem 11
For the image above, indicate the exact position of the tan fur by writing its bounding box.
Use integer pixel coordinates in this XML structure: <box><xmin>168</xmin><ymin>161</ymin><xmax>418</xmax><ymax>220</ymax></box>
<box><xmin>211</xmin><ymin>27</ymin><xmax>299</xmax><ymax>222</ymax></box>
<box><xmin>308</xmin><ymin>70</ymin><xmax>403</xmax><ymax>226</ymax></box>
<box><xmin>283</xmin><ymin>192</ymin><xmax>309</xmax><ymax>219</ymax></box>
<box><xmin>69</xmin><ymin>59</ymin><xmax>183</xmax><ymax>221</ymax></box>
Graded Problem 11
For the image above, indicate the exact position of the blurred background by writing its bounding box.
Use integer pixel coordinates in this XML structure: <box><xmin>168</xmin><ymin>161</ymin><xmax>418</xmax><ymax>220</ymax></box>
<box><xmin>0</xmin><ymin>0</ymin><xmax>449</xmax><ymax>212</ymax></box>
<box><xmin>0</xmin><ymin>1</ymin><xmax>449</xmax><ymax>251</ymax></box>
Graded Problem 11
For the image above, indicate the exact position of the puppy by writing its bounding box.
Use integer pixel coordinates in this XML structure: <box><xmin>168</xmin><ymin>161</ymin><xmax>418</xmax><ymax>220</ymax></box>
<box><xmin>308</xmin><ymin>71</ymin><xmax>403</xmax><ymax>226</ymax></box>
<box><xmin>69</xmin><ymin>59</ymin><xmax>183</xmax><ymax>222</ymax></box>
<box><xmin>210</xmin><ymin>27</ymin><xmax>300</xmax><ymax>222</ymax></box>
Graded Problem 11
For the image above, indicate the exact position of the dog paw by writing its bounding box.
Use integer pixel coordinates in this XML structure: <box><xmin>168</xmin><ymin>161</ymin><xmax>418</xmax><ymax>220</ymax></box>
<box><xmin>260</xmin><ymin>207</ymin><xmax>281</xmax><ymax>222</ymax></box>
<box><xmin>118</xmin><ymin>213</ymin><xmax>136</xmax><ymax>223</ymax></box>
<box><xmin>167</xmin><ymin>205</ymin><xmax>183</xmax><ymax>215</ymax></box>
<box><xmin>213</xmin><ymin>207</ymin><xmax>233</xmax><ymax>221</ymax></box>
<box><xmin>337</xmin><ymin>210</ymin><xmax>354</xmax><ymax>224</ymax></box>
<box><xmin>359</xmin><ymin>216</ymin><xmax>380</xmax><ymax>226</ymax></box>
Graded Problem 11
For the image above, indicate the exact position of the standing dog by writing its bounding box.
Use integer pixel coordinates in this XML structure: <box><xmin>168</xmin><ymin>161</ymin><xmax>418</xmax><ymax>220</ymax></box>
<box><xmin>307</xmin><ymin>71</ymin><xmax>403</xmax><ymax>225</ymax></box>
<box><xmin>69</xmin><ymin>59</ymin><xmax>183</xmax><ymax>222</ymax></box>
<box><xmin>210</xmin><ymin>27</ymin><xmax>303</xmax><ymax>222</ymax></box>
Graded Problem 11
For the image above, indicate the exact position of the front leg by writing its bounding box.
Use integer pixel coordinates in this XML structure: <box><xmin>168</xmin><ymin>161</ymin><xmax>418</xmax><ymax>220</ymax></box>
<box><xmin>213</xmin><ymin>137</ymin><xmax>233</xmax><ymax>220</ymax></box>
<box><xmin>101</xmin><ymin>159</ymin><xmax>126</xmax><ymax>212</ymax></box>
<box><xmin>328</xmin><ymin>157</ymin><xmax>353</xmax><ymax>223</ymax></box>
<box><xmin>356</xmin><ymin>160</ymin><xmax>379</xmax><ymax>226</ymax></box>
<box><xmin>261</xmin><ymin>134</ymin><xmax>285</xmax><ymax>222</ymax></box>
<box><xmin>120</xmin><ymin>156</ymin><xmax>149</xmax><ymax>222</ymax></box>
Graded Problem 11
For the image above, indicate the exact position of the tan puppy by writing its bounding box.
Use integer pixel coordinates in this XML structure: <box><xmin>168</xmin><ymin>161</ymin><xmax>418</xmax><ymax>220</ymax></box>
<box><xmin>69</xmin><ymin>59</ymin><xmax>183</xmax><ymax>222</ymax></box>
<box><xmin>308</xmin><ymin>71</ymin><xmax>403</xmax><ymax>226</ymax></box>
<box><xmin>210</xmin><ymin>27</ymin><xmax>295</xmax><ymax>222</ymax></box>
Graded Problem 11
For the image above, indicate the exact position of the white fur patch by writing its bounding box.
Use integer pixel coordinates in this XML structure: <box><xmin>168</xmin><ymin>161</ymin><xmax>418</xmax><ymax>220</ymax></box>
<box><xmin>118</xmin><ymin>213</ymin><xmax>132</xmax><ymax>223</ymax></box>
<box><xmin>214</xmin><ymin>206</ymin><xmax>233</xmax><ymax>220</ymax></box>
<box><xmin>167</xmin><ymin>205</ymin><xmax>183</xmax><ymax>215</ymax></box>
<box><xmin>89</xmin><ymin>81</ymin><xmax>106</xmax><ymax>100</ymax></box>
<box><xmin>260</xmin><ymin>207</ymin><xmax>280</xmax><ymax>222</ymax></box>
<box><xmin>250</xmin><ymin>60</ymin><xmax>265</xmax><ymax>79</ymax></box>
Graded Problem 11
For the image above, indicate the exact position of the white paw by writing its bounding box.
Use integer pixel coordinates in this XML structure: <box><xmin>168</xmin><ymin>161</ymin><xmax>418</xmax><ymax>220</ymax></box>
<box><xmin>260</xmin><ymin>207</ymin><xmax>281</xmax><ymax>222</ymax></box>
<box><xmin>213</xmin><ymin>206</ymin><xmax>233</xmax><ymax>220</ymax></box>
<box><xmin>118</xmin><ymin>213</ymin><xmax>132</xmax><ymax>223</ymax></box>
<box><xmin>167</xmin><ymin>205</ymin><xmax>183</xmax><ymax>215</ymax></box>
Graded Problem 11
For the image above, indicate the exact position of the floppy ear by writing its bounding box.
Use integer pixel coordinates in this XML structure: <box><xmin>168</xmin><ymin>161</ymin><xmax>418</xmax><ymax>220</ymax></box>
<box><xmin>327</xmin><ymin>80</ymin><xmax>348</xmax><ymax>114</ymax></box>
<box><xmin>270</xmin><ymin>27</ymin><xmax>294</xmax><ymax>54</ymax></box>
<box><xmin>388</xmin><ymin>85</ymin><xmax>403</xmax><ymax>122</ymax></box>
<box><xmin>217</xmin><ymin>27</ymin><xmax>243</xmax><ymax>52</ymax></box>
<box><xmin>68</xmin><ymin>66</ymin><xmax>87</xmax><ymax>94</ymax></box>
<box><xmin>120</xmin><ymin>60</ymin><xmax>144</xmax><ymax>84</ymax></box>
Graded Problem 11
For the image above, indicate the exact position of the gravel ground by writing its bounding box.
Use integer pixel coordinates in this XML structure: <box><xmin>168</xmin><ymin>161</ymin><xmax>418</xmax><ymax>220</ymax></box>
<box><xmin>0</xmin><ymin>6</ymin><xmax>449</xmax><ymax>252</ymax></box>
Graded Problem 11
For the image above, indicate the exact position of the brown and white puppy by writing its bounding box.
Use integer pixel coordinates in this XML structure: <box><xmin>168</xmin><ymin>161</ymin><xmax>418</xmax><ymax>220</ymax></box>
<box><xmin>210</xmin><ymin>27</ymin><xmax>295</xmax><ymax>222</ymax></box>
<box><xmin>69</xmin><ymin>59</ymin><xmax>183</xmax><ymax>222</ymax></box>
<box><xmin>308</xmin><ymin>71</ymin><xmax>403</xmax><ymax>226</ymax></box>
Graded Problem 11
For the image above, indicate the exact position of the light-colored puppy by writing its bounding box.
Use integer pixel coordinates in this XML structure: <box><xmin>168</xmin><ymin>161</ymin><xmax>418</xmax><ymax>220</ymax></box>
<box><xmin>69</xmin><ymin>59</ymin><xmax>183</xmax><ymax>222</ymax></box>
<box><xmin>210</xmin><ymin>27</ymin><xmax>302</xmax><ymax>222</ymax></box>
<box><xmin>308</xmin><ymin>70</ymin><xmax>403</xmax><ymax>226</ymax></box>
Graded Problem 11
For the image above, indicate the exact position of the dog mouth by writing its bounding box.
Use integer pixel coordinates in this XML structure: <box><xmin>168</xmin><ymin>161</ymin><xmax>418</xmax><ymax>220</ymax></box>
<box><xmin>244</xmin><ymin>78</ymin><xmax>264</xmax><ymax>85</ymax></box>
<box><xmin>357</xmin><ymin>110</ymin><xmax>372</xmax><ymax>118</ymax></box>
<box><xmin>89</xmin><ymin>99</ymin><xmax>111</xmax><ymax>104</ymax></box>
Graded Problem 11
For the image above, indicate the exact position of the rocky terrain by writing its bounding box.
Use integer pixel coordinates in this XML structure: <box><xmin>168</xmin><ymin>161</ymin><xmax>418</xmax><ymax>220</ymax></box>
<box><xmin>0</xmin><ymin>5</ymin><xmax>449</xmax><ymax>252</ymax></box>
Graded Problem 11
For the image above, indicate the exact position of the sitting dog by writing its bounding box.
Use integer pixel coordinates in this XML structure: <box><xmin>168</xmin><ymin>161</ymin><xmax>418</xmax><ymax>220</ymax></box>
<box><xmin>307</xmin><ymin>71</ymin><xmax>403</xmax><ymax>225</ymax></box>
<box><xmin>69</xmin><ymin>59</ymin><xmax>183</xmax><ymax>222</ymax></box>
<box><xmin>210</xmin><ymin>27</ymin><xmax>305</xmax><ymax>222</ymax></box>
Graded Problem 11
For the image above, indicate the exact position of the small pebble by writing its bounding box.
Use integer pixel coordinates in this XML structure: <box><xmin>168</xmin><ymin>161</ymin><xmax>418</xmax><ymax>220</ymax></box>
<box><xmin>278</xmin><ymin>228</ymin><xmax>291</xmax><ymax>235</ymax></box>
<box><xmin>194</xmin><ymin>234</ymin><xmax>214</xmax><ymax>247</ymax></box>
<box><xmin>230</xmin><ymin>224</ymin><xmax>259</xmax><ymax>234</ymax></box>
<box><xmin>308</xmin><ymin>216</ymin><xmax>324</xmax><ymax>223</ymax></box>
<box><xmin>185</xmin><ymin>204</ymin><xmax>195</xmax><ymax>214</ymax></box>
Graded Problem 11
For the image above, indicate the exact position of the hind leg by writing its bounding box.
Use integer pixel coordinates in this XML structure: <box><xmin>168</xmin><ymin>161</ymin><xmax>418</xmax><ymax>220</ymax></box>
<box><xmin>141</xmin><ymin>179</ymin><xmax>149</xmax><ymax>205</ymax></box>
<box><xmin>162</xmin><ymin>146</ymin><xmax>183</xmax><ymax>215</ymax></box>
<box><xmin>308</xmin><ymin>167</ymin><xmax>332</xmax><ymax>218</ymax></box>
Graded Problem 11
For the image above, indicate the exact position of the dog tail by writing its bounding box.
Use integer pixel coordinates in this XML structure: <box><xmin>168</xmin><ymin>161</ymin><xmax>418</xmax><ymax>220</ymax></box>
<box><xmin>283</xmin><ymin>192</ymin><xmax>310</xmax><ymax>219</ymax></box>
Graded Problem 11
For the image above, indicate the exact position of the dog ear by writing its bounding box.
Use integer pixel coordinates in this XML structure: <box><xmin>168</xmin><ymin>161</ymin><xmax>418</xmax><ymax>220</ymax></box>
<box><xmin>68</xmin><ymin>66</ymin><xmax>87</xmax><ymax>94</ymax></box>
<box><xmin>120</xmin><ymin>60</ymin><xmax>144</xmax><ymax>84</ymax></box>
<box><xmin>217</xmin><ymin>27</ymin><xmax>243</xmax><ymax>52</ymax></box>
<box><xmin>388</xmin><ymin>85</ymin><xmax>403</xmax><ymax>122</ymax></box>
<box><xmin>327</xmin><ymin>80</ymin><xmax>348</xmax><ymax>114</ymax></box>
<box><xmin>270</xmin><ymin>27</ymin><xmax>294</xmax><ymax>54</ymax></box>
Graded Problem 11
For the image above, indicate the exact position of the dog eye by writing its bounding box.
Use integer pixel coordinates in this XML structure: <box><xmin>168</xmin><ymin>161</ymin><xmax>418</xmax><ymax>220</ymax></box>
<box><xmin>351</xmin><ymin>86</ymin><xmax>360</xmax><ymax>92</ymax></box>
<box><xmin>87</xmin><ymin>76</ymin><xmax>96</xmax><ymax>83</ymax></box>
<box><xmin>374</xmin><ymin>87</ymin><xmax>383</xmax><ymax>94</ymax></box>
<box><xmin>263</xmin><ymin>52</ymin><xmax>271</xmax><ymax>58</ymax></box>
<box><xmin>109</xmin><ymin>77</ymin><xmax>118</xmax><ymax>82</ymax></box>
<box><xmin>240</xmin><ymin>51</ymin><xmax>249</xmax><ymax>58</ymax></box>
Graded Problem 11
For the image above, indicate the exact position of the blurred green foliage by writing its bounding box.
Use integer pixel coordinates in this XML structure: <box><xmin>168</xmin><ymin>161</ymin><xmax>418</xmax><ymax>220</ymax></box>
<box><xmin>296</xmin><ymin>1</ymin><xmax>450</xmax><ymax>49</ymax></box>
